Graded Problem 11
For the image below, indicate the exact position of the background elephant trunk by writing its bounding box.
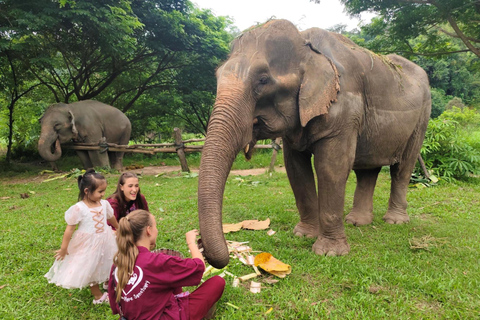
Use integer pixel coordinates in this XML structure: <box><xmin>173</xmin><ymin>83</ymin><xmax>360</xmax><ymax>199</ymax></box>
<box><xmin>198</xmin><ymin>86</ymin><xmax>253</xmax><ymax>268</ymax></box>
<box><xmin>38</xmin><ymin>131</ymin><xmax>62</xmax><ymax>162</ymax></box>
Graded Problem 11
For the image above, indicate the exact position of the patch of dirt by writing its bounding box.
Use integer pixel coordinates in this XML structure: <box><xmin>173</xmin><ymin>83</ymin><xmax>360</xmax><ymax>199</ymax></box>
<box><xmin>129</xmin><ymin>166</ymin><xmax>286</xmax><ymax>176</ymax></box>
<box><xmin>1</xmin><ymin>165</ymin><xmax>287</xmax><ymax>185</ymax></box>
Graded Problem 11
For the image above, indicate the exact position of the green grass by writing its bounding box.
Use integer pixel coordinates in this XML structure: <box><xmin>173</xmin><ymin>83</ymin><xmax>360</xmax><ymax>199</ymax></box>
<box><xmin>0</xmin><ymin>155</ymin><xmax>479</xmax><ymax>319</ymax></box>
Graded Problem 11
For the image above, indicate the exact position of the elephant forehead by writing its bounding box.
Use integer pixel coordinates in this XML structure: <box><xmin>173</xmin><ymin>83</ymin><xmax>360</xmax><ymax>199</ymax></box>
<box><xmin>219</xmin><ymin>38</ymin><xmax>303</xmax><ymax>81</ymax></box>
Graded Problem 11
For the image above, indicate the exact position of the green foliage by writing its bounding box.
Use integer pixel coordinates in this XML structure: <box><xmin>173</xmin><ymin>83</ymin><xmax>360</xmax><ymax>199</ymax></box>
<box><xmin>342</xmin><ymin>0</ymin><xmax>480</xmax><ymax>57</ymax></box>
<box><xmin>421</xmin><ymin>107</ymin><xmax>480</xmax><ymax>180</ymax></box>
<box><xmin>413</xmin><ymin>54</ymin><xmax>480</xmax><ymax>106</ymax></box>
<box><xmin>1</xmin><ymin>168</ymin><xmax>480</xmax><ymax>318</ymax></box>
<box><xmin>0</xmin><ymin>0</ymin><xmax>234</xmax><ymax>158</ymax></box>
<box><xmin>430</xmin><ymin>88</ymin><xmax>451</xmax><ymax>118</ymax></box>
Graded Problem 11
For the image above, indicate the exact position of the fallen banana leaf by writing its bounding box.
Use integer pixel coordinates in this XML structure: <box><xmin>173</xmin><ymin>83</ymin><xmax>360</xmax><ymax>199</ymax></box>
<box><xmin>242</xmin><ymin>218</ymin><xmax>270</xmax><ymax>230</ymax></box>
<box><xmin>222</xmin><ymin>218</ymin><xmax>271</xmax><ymax>233</ymax></box>
<box><xmin>223</xmin><ymin>222</ymin><xmax>243</xmax><ymax>233</ymax></box>
<box><xmin>254</xmin><ymin>252</ymin><xmax>291</xmax><ymax>278</ymax></box>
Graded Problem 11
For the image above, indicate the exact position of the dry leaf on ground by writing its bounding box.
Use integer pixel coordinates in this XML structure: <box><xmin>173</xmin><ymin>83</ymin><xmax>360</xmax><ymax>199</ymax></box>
<box><xmin>242</xmin><ymin>218</ymin><xmax>270</xmax><ymax>230</ymax></box>
<box><xmin>223</xmin><ymin>222</ymin><xmax>243</xmax><ymax>233</ymax></box>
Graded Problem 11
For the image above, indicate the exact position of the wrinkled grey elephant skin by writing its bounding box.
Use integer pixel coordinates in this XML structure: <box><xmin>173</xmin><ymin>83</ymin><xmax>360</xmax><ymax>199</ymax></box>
<box><xmin>197</xmin><ymin>20</ymin><xmax>431</xmax><ymax>269</ymax></box>
<box><xmin>38</xmin><ymin>100</ymin><xmax>131</xmax><ymax>170</ymax></box>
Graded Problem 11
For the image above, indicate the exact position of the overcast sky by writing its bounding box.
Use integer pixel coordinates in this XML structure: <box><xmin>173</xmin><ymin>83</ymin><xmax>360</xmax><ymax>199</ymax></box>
<box><xmin>192</xmin><ymin>0</ymin><xmax>376</xmax><ymax>31</ymax></box>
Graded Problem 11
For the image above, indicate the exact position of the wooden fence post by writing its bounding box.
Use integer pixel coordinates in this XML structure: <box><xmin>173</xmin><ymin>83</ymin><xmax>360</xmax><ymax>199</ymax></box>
<box><xmin>174</xmin><ymin>127</ymin><xmax>190</xmax><ymax>173</ymax></box>
<box><xmin>268</xmin><ymin>137</ymin><xmax>282</xmax><ymax>173</ymax></box>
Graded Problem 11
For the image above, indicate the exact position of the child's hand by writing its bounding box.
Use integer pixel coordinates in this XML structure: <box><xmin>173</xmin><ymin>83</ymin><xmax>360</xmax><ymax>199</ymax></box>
<box><xmin>185</xmin><ymin>229</ymin><xmax>199</xmax><ymax>246</ymax></box>
<box><xmin>55</xmin><ymin>248</ymin><xmax>68</xmax><ymax>260</ymax></box>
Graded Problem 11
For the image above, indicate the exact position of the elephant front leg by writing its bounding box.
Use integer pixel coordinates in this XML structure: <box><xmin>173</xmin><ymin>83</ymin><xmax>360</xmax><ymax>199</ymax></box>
<box><xmin>312</xmin><ymin>140</ymin><xmax>353</xmax><ymax>256</ymax></box>
<box><xmin>283</xmin><ymin>141</ymin><xmax>319</xmax><ymax>238</ymax></box>
<box><xmin>76</xmin><ymin>150</ymin><xmax>94</xmax><ymax>169</ymax></box>
<box><xmin>345</xmin><ymin>167</ymin><xmax>381</xmax><ymax>226</ymax></box>
<box><xmin>88</xmin><ymin>150</ymin><xmax>110</xmax><ymax>169</ymax></box>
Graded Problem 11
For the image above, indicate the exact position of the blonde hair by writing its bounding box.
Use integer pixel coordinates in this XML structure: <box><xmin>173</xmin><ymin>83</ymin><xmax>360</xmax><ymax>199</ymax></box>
<box><xmin>113</xmin><ymin>209</ymin><xmax>152</xmax><ymax>303</ymax></box>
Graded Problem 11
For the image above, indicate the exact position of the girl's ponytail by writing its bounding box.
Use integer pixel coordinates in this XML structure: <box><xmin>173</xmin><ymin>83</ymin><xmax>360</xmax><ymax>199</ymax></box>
<box><xmin>113</xmin><ymin>209</ymin><xmax>152</xmax><ymax>303</ymax></box>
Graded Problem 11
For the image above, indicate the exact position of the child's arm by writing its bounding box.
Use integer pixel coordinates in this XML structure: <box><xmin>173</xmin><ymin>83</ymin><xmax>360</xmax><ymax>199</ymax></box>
<box><xmin>55</xmin><ymin>225</ymin><xmax>76</xmax><ymax>260</ymax></box>
<box><xmin>186</xmin><ymin>229</ymin><xmax>205</xmax><ymax>265</ymax></box>
<box><xmin>107</xmin><ymin>216</ymin><xmax>119</xmax><ymax>230</ymax></box>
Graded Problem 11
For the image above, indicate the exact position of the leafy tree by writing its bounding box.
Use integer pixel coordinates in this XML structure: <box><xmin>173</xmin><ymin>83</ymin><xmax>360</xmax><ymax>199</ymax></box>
<box><xmin>336</xmin><ymin>0</ymin><xmax>480</xmax><ymax>58</ymax></box>
<box><xmin>0</xmin><ymin>0</ymin><xmax>233</xmax><ymax>159</ymax></box>
<box><xmin>0</xmin><ymin>39</ymin><xmax>43</xmax><ymax>163</ymax></box>
<box><xmin>413</xmin><ymin>53</ymin><xmax>480</xmax><ymax>106</ymax></box>
<box><xmin>430</xmin><ymin>88</ymin><xmax>451</xmax><ymax>118</ymax></box>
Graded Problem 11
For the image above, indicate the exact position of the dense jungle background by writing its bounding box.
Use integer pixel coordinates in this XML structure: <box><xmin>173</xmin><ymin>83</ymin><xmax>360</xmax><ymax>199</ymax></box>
<box><xmin>1</xmin><ymin>1</ymin><xmax>480</xmax><ymax>319</ymax></box>
<box><xmin>1</xmin><ymin>0</ymin><xmax>480</xmax><ymax>181</ymax></box>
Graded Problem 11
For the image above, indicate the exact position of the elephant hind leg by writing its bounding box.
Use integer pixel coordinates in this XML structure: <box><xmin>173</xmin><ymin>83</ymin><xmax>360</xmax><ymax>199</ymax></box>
<box><xmin>384</xmin><ymin>122</ymin><xmax>427</xmax><ymax>224</ymax></box>
<box><xmin>109</xmin><ymin>152</ymin><xmax>124</xmax><ymax>171</ymax></box>
<box><xmin>345</xmin><ymin>167</ymin><xmax>381</xmax><ymax>226</ymax></box>
<box><xmin>383</xmin><ymin>162</ymin><xmax>411</xmax><ymax>224</ymax></box>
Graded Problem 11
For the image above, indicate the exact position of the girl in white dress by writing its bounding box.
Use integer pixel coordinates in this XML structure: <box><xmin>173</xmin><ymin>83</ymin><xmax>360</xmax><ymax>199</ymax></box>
<box><xmin>45</xmin><ymin>169</ymin><xmax>119</xmax><ymax>304</ymax></box>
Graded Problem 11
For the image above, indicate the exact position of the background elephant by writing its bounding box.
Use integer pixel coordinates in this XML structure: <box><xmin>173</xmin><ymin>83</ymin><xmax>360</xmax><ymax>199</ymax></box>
<box><xmin>198</xmin><ymin>20</ymin><xmax>431</xmax><ymax>268</ymax></box>
<box><xmin>38</xmin><ymin>100</ymin><xmax>131</xmax><ymax>170</ymax></box>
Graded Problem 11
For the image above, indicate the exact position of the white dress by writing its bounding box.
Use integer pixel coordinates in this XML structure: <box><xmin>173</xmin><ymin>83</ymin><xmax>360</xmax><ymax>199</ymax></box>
<box><xmin>45</xmin><ymin>200</ymin><xmax>117</xmax><ymax>289</ymax></box>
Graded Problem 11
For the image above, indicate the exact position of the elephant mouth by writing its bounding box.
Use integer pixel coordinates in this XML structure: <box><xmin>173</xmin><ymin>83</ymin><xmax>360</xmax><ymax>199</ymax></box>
<box><xmin>244</xmin><ymin>138</ymin><xmax>257</xmax><ymax>160</ymax></box>
<box><xmin>50</xmin><ymin>140</ymin><xmax>58</xmax><ymax>154</ymax></box>
<box><xmin>243</xmin><ymin>117</ymin><xmax>264</xmax><ymax>160</ymax></box>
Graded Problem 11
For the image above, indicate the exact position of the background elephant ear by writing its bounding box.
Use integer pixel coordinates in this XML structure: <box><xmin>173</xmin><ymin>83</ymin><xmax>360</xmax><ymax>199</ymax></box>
<box><xmin>299</xmin><ymin>48</ymin><xmax>340</xmax><ymax>127</ymax></box>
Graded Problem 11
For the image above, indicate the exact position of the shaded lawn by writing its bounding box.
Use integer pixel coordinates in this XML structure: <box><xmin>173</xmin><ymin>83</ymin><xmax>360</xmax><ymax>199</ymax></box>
<box><xmin>0</xmin><ymin>169</ymin><xmax>479</xmax><ymax>319</ymax></box>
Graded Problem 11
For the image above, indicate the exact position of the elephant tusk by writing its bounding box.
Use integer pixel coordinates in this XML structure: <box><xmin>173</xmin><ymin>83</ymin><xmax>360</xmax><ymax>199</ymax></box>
<box><xmin>253</xmin><ymin>118</ymin><xmax>259</xmax><ymax>125</ymax></box>
<box><xmin>244</xmin><ymin>144</ymin><xmax>250</xmax><ymax>154</ymax></box>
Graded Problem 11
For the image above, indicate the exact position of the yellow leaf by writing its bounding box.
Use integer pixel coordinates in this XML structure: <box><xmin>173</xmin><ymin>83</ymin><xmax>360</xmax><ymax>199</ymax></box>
<box><xmin>254</xmin><ymin>252</ymin><xmax>291</xmax><ymax>278</ymax></box>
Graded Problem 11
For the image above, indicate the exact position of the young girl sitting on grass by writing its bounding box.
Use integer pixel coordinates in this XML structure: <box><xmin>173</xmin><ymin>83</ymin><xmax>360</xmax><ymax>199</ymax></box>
<box><xmin>108</xmin><ymin>209</ymin><xmax>225</xmax><ymax>320</ymax></box>
<box><xmin>107</xmin><ymin>172</ymin><xmax>149</xmax><ymax>230</ymax></box>
<box><xmin>45</xmin><ymin>169</ymin><xmax>119</xmax><ymax>305</ymax></box>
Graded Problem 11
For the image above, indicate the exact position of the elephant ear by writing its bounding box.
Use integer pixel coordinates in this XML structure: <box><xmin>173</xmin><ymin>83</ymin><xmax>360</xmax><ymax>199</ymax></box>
<box><xmin>299</xmin><ymin>44</ymin><xmax>340</xmax><ymax>127</ymax></box>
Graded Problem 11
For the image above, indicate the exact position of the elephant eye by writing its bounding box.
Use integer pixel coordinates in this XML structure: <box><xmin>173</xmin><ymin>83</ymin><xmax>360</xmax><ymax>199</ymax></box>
<box><xmin>259</xmin><ymin>75</ymin><xmax>269</xmax><ymax>85</ymax></box>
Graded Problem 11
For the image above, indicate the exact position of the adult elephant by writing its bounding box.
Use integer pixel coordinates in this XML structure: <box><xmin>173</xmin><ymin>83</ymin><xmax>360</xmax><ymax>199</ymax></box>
<box><xmin>38</xmin><ymin>100</ymin><xmax>131</xmax><ymax>170</ymax></box>
<box><xmin>197</xmin><ymin>20</ymin><xmax>431</xmax><ymax>269</ymax></box>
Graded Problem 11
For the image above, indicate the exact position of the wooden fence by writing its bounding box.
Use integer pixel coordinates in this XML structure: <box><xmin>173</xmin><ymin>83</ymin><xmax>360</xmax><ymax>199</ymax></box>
<box><xmin>66</xmin><ymin>128</ymin><xmax>283</xmax><ymax>173</ymax></box>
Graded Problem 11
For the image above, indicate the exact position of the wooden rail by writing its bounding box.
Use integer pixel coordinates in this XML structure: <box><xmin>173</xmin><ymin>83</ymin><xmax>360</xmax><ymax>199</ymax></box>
<box><xmin>65</xmin><ymin>128</ymin><xmax>282</xmax><ymax>172</ymax></box>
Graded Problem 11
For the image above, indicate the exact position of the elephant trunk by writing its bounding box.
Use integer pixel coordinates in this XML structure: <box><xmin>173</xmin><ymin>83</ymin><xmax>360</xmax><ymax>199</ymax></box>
<box><xmin>38</xmin><ymin>131</ymin><xmax>62</xmax><ymax>162</ymax></box>
<box><xmin>198</xmin><ymin>83</ymin><xmax>253</xmax><ymax>268</ymax></box>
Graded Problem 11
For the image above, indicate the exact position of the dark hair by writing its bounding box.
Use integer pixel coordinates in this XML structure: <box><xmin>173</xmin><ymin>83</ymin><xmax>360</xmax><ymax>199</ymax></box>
<box><xmin>77</xmin><ymin>169</ymin><xmax>106</xmax><ymax>201</ymax></box>
<box><xmin>114</xmin><ymin>209</ymin><xmax>153</xmax><ymax>302</ymax></box>
<box><xmin>108</xmin><ymin>172</ymin><xmax>146</xmax><ymax>219</ymax></box>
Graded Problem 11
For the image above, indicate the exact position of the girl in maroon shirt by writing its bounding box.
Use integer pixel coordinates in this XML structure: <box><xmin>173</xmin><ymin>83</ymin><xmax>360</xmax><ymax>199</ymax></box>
<box><xmin>107</xmin><ymin>172</ymin><xmax>149</xmax><ymax>230</ymax></box>
<box><xmin>108</xmin><ymin>209</ymin><xmax>225</xmax><ymax>320</ymax></box>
